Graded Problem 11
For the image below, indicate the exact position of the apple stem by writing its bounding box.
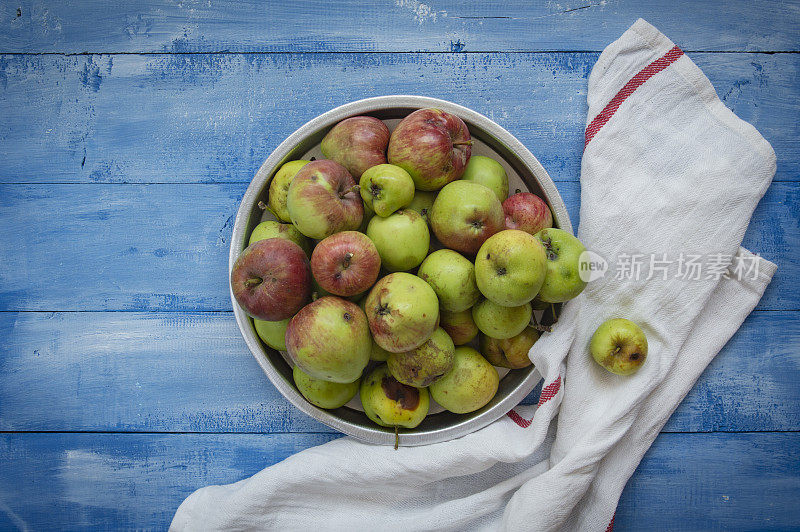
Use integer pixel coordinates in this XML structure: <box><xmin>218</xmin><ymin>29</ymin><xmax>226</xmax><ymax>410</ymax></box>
<box><xmin>394</xmin><ymin>426</ymin><xmax>399</xmax><ymax>450</ymax></box>
<box><xmin>311</xmin><ymin>291</ymin><xmax>319</xmax><ymax>302</ymax></box>
<box><xmin>257</xmin><ymin>200</ymin><xmax>280</xmax><ymax>220</ymax></box>
<box><xmin>257</xmin><ymin>201</ymin><xmax>267</xmax><ymax>211</ymax></box>
<box><xmin>452</xmin><ymin>140</ymin><xmax>473</xmax><ymax>147</ymax></box>
<box><xmin>343</xmin><ymin>252</ymin><xmax>353</xmax><ymax>269</ymax></box>
<box><xmin>244</xmin><ymin>277</ymin><xmax>262</xmax><ymax>288</ymax></box>
<box><xmin>515</xmin><ymin>188</ymin><xmax>522</xmax><ymax>195</ymax></box>
<box><xmin>550</xmin><ymin>303</ymin><xmax>559</xmax><ymax>324</ymax></box>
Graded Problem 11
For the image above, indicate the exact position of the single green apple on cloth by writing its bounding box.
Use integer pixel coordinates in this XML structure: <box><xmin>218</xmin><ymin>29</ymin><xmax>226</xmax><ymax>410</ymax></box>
<box><xmin>590</xmin><ymin>318</ymin><xmax>648</xmax><ymax>375</ymax></box>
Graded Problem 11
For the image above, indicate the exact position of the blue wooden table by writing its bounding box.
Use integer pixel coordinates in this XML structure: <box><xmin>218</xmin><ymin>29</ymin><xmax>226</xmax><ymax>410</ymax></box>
<box><xmin>1</xmin><ymin>1</ymin><xmax>798</xmax><ymax>529</ymax></box>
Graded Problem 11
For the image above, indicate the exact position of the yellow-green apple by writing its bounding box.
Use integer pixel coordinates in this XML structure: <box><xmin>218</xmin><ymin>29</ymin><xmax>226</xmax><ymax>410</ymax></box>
<box><xmin>417</xmin><ymin>249</ymin><xmax>480</xmax><ymax>312</ymax></box>
<box><xmin>360</xmin><ymin>364</ymin><xmax>429</xmax><ymax>428</ymax></box>
<box><xmin>364</xmin><ymin>273</ymin><xmax>439</xmax><ymax>353</ymax></box>
<box><xmin>231</xmin><ymin>238</ymin><xmax>311</xmax><ymax>321</ymax></box>
<box><xmin>534</xmin><ymin>228</ymin><xmax>588</xmax><ymax>303</ymax></box>
<box><xmin>475</xmin><ymin>230</ymin><xmax>547</xmax><ymax>306</ymax></box>
<box><xmin>366</xmin><ymin>209</ymin><xmax>429</xmax><ymax>272</ymax></box>
<box><xmin>430</xmin><ymin>181</ymin><xmax>504</xmax><ymax>255</ymax></box>
<box><xmin>387</xmin><ymin>108</ymin><xmax>472</xmax><ymax>191</ymax></box>
<box><xmin>460</xmin><ymin>155</ymin><xmax>508</xmax><ymax>202</ymax></box>
<box><xmin>472</xmin><ymin>299</ymin><xmax>532</xmax><ymax>339</ymax></box>
<box><xmin>249</xmin><ymin>220</ymin><xmax>311</xmax><ymax>256</ymax></box>
<box><xmin>388</xmin><ymin>327</ymin><xmax>455</xmax><ymax>387</ymax></box>
<box><xmin>287</xmin><ymin>159</ymin><xmax>363</xmax><ymax>239</ymax></box>
<box><xmin>310</xmin><ymin>231</ymin><xmax>381</xmax><ymax>297</ymax></box>
<box><xmin>253</xmin><ymin>317</ymin><xmax>291</xmax><ymax>351</ymax></box>
<box><xmin>439</xmin><ymin>309</ymin><xmax>479</xmax><ymax>345</ymax></box>
<box><xmin>293</xmin><ymin>366</ymin><xmax>359</xmax><ymax>409</ymax></box>
<box><xmin>285</xmin><ymin>296</ymin><xmax>371</xmax><ymax>383</ymax></box>
<box><xmin>480</xmin><ymin>327</ymin><xmax>539</xmax><ymax>369</ymax></box>
<box><xmin>590</xmin><ymin>318</ymin><xmax>648</xmax><ymax>375</ymax></box>
<box><xmin>321</xmin><ymin>116</ymin><xmax>390</xmax><ymax>179</ymax></box>
<box><xmin>359</xmin><ymin>164</ymin><xmax>415</xmax><ymax>217</ymax></box>
<box><xmin>268</xmin><ymin>160</ymin><xmax>310</xmax><ymax>222</ymax></box>
<box><xmin>370</xmin><ymin>339</ymin><xmax>392</xmax><ymax>362</ymax></box>
<box><xmin>406</xmin><ymin>190</ymin><xmax>437</xmax><ymax>225</ymax></box>
<box><xmin>503</xmin><ymin>192</ymin><xmax>553</xmax><ymax>235</ymax></box>
<box><xmin>429</xmin><ymin>346</ymin><xmax>499</xmax><ymax>414</ymax></box>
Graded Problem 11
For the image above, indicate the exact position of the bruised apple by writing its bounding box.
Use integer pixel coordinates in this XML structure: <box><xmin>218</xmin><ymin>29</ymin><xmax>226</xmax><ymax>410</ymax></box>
<box><xmin>360</xmin><ymin>365</ymin><xmax>429</xmax><ymax>429</ymax></box>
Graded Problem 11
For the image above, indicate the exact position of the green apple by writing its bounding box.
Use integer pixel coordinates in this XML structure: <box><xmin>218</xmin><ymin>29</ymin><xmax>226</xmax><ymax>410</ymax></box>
<box><xmin>417</xmin><ymin>249</ymin><xmax>480</xmax><ymax>312</ymax></box>
<box><xmin>387</xmin><ymin>327</ymin><xmax>455</xmax><ymax>387</ymax></box>
<box><xmin>475</xmin><ymin>229</ymin><xmax>547</xmax><ymax>307</ymax></box>
<box><xmin>253</xmin><ymin>317</ymin><xmax>291</xmax><ymax>351</ymax></box>
<box><xmin>439</xmin><ymin>309</ymin><xmax>479</xmax><ymax>345</ymax></box>
<box><xmin>364</xmin><ymin>273</ymin><xmax>439</xmax><ymax>353</ymax></box>
<box><xmin>366</xmin><ymin>209</ymin><xmax>429</xmax><ymax>272</ymax></box>
<box><xmin>360</xmin><ymin>364</ymin><xmax>429</xmax><ymax>428</ymax></box>
<box><xmin>534</xmin><ymin>228</ymin><xmax>588</xmax><ymax>303</ymax></box>
<box><xmin>248</xmin><ymin>220</ymin><xmax>311</xmax><ymax>256</ymax></box>
<box><xmin>480</xmin><ymin>327</ymin><xmax>539</xmax><ymax>369</ymax></box>
<box><xmin>293</xmin><ymin>366</ymin><xmax>359</xmax><ymax>409</ymax></box>
<box><xmin>359</xmin><ymin>164</ymin><xmax>415</xmax><ymax>217</ymax></box>
<box><xmin>268</xmin><ymin>160</ymin><xmax>310</xmax><ymax>222</ymax></box>
<box><xmin>406</xmin><ymin>190</ymin><xmax>437</xmax><ymax>225</ymax></box>
<box><xmin>429</xmin><ymin>346</ymin><xmax>499</xmax><ymax>414</ymax></box>
<box><xmin>590</xmin><ymin>318</ymin><xmax>648</xmax><ymax>375</ymax></box>
<box><xmin>472</xmin><ymin>299</ymin><xmax>532</xmax><ymax>339</ymax></box>
<box><xmin>460</xmin><ymin>155</ymin><xmax>509</xmax><ymax>202</ymax></box>
<box><xmin>370</xmin><ymin>339</ymin><xmax>392</xmax><ymax>362</ymax></box>
<box><xmin>429</xmin><ymin>181</ymin><xmax>504</xmax><ymax>255</ymax></box>
<box><xmin>284</xmin><ymin>296</ymin><xmax>371</xmax><ymax>383</ymax></box>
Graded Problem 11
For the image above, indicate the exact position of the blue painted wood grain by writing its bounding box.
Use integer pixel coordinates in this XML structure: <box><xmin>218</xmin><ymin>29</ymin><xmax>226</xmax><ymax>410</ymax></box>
<box><xmin>0</xmin><ymin>310</ymin><xmax>797</xmax><ymax>434</ymax></box>
<box><xmin>0</xmin><ymin>1</ymin><xmax>798</xmax><ymax>529</ymax></box>
<box><xmin>0</xmin><ymin>53</ymin><xmax>797</xmax><ymax>185</ymax></box>
<box><xmin>0</xmin><ymin>181</ymin><xmax>795</xmax><ymax>311</ymax></box>
<box><xmin>1</xmin><ymin>0</ymin><xmax>799</xmax><ymax>53</ymax></box>
<box><xmin>0</xmin><ymin>432</ymin><xmax>797</xmax><ymax>530</ymax></box>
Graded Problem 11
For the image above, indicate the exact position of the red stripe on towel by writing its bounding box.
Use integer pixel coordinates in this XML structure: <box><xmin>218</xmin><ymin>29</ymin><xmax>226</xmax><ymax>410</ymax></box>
<box><xmin>585</xmin><ymin>45</ymin><xmax>684</xmax><ymax>147</ymax></box>
<box><xmin>506</xmin><ymin>375</ymin><xmax>562</xmax><ymax>428</ymax></box>
<box><xmin>606</xmin><ymin>512</ymin><xmax>616</xmax><ymax>531</ymax></box>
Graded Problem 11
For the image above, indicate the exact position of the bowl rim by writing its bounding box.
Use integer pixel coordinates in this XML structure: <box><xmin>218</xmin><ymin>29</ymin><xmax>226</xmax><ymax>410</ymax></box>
<box><xmin>229</xmin><ymin>95</ymin><xmax>571</xmax><ymax>446</ymax></box>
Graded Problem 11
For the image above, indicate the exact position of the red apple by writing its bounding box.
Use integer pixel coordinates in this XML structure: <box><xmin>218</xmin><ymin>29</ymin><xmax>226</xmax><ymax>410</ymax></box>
<box><xmin>310</xmin><ymin>231</ymin><xmax>381</xmax><ymax>297</ymax></box>
<box><xmin>387</xmin><ymin>108</ymin><xmax>472</xmax><ymax>191</ymax></box>
<box><xmin>286</xmin><ymin>160</ymin><xmax>364</xmax><ymax>239</ymax></box>
<box><xmin>230</xmin><ymin>238</ymin><xmax>311</xmax><ymax>321</ymax></box>
<box><xmin>429</xmin><ymin>181</ymin><xmax>504</xmax><ymax>255</ymax></box>
<box><xmin>321</xmin><ymin>116</ymin><xmax>390</xmax><ymax>179</ymax></box>
<box><xmin>502</xmin><ymin>192</ymin><xmax>553</xmax><ymax>235</ymax></box>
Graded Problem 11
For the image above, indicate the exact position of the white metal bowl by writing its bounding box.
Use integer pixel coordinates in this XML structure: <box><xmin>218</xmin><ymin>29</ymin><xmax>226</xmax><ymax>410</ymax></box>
<box><xmin>229</xmin><ymin>96</ymin><xmax>571</xmax><ymax>446</ymax></box>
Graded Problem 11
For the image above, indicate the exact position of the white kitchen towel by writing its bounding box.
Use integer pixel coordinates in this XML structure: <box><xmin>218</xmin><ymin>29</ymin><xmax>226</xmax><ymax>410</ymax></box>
<box><xmin>172</xmin><ymin>19</ymin><xmax>777</xmax><ymax>531</ymax></box>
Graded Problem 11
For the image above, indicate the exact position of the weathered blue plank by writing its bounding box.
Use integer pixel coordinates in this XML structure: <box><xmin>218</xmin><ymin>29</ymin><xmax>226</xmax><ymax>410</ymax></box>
<box><xmin>0</xmin><ymin>432</ymin><xmax>797</xmax><ymax>530</ymax></box>
<box><xmin>0</xmin><ymin>52</ymin><xmax>797</xmax><ymax>185</ymax></box>
<box><xmin>0</xmin><ymin>181</ymin><xmax>795</xmax><ymax>312</ymax></box>
<box><xmin>1</xmin><ymin>1</ymin><xmax>799</xmax><ymax>53</ymax></box>
<box><xmin>0</xmin><ymin>310</ymin><xmax>796</xmax><ymax>433</ymax></box>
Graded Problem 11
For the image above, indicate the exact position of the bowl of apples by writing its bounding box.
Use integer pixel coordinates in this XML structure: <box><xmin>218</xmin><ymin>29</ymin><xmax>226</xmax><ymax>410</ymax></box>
<box><xmin>229</xmin><ymin>95</ymin><xmax>578</xmax><ymax>446</ymax></box>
